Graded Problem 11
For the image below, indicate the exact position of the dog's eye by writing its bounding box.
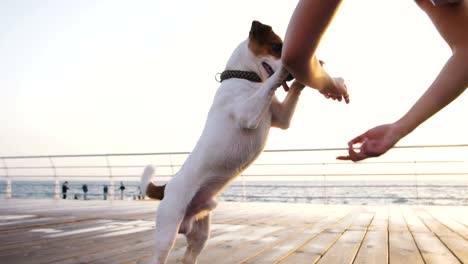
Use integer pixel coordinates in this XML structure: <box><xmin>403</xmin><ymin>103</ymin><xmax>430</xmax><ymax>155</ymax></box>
<box><xmin>271</xmin><ymin>43</ymin><xmax>282</xmax><ymax>54</ymax></box>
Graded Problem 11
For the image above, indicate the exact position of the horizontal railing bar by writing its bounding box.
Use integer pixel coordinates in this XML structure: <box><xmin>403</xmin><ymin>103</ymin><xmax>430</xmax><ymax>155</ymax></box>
<box><xmin>237</xmin><ymin>173</ymin><xmax>468</xmax><ymax>177</ymax></box>
<box><xmin>0</xmin><ymin>165</ymin><xmax>178</xmax><ymax>170</ymax></box>
<box><xmin>5</xmin><ymin>172</ymin><xmax>467</xmax><ymax>178</ymax></box>
<box><xmin>3</xmin><ymin>192</ymin><xmax>465</xmax><ymax>201</ymax></box>
<box><xmin>2</xmin><ymin>144</ymin><xmax>467</xmax><ymax>159</ymax></box>
<box><xmin>228</xmin><ymin>184</ymin><xmax>468</xmax><ymax>188</ymax></box>
<box><xmin>0</xmin><ymin>152</ymin><xmax>189</xmax><ymax>160</ymax></box>
<box><xmin>1</xmin><ymin>159</ymin><xmax>465</xmax><ymax>170</ymax></box>
<box><xmin>246</xmin><ymin>173</ymin><xmax>468</xmax><ymax>176</ymax></box>
<box><xmin>0</xmin><ymin>165</ymin><xmax>147</xmax><ymax>170</ymax></box>
<box><xmin>252</xmin><ymin>160</ymin><xmax>466</xmax><ymax>166</ymax></box>
<box><xmin>263</xmin><ymin>144</ymin><xmax>468</xmax><ymax>153</ymax></box>
<box><xmin>3</xmin><ymin>175</ymin><xmax>118</xmax><ymax>178</ymax></box>
<box><xmin>4</xmin><ymin>184</ymin><xmax>465</xmax><ymax>188</ymax></box>
<box><xmin>2</xmin><ymin>175</ymin><xmax>172</xmax><ymax>178</ymax></box>
<box><xmin>219</xmin><ymin>195</ymin><xmax>467</xmax><ymax>200</ymax></box>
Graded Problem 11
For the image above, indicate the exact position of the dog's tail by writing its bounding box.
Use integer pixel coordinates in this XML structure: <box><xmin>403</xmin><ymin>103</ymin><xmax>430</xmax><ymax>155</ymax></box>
<box><xmin>140</xmin><ymin>165</ymin><xmax>165</xmax><ymax>200</ymax></box>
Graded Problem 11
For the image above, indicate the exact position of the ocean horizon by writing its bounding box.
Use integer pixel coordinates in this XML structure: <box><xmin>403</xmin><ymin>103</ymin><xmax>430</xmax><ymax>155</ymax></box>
<box><xmin>1</xmin><ymin>179</ymin><xmax>466</xmax><ymax>206</ymax></box>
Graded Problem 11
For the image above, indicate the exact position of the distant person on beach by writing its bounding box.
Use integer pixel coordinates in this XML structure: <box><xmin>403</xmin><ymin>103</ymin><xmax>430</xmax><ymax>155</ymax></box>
<box><xmin>61</xmin><ymin>181</ymin><xmax>69</xmax><ymax>199</ymax></box>
<box><xmin>103</xmin><ymin>184</ymin><xmax>108</xmax><ymax>200</ymax></box>
<box><xmin>281</xmin><ymin>0</ymin><xmax>467</xmax><ymax>161</ymax></box>
<box><xmin>119</xmin><ymin>181</ymin><xmax>126</xmax><ymax>200</ymax></box>
<box><xmin>82</xmin><ymin>184</ymin><xmax>88</xmax><ymax>200</ymax></box>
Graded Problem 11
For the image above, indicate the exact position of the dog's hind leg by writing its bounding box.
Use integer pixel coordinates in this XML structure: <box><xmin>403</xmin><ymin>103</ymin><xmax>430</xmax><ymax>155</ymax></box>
<box><xmin>152</xmin><ymin>178</ymin><xmax>195</xmax><ymax>264</ymax></box>
<box><xmin>179</xmin><ymin>199</ymin><xmax>217</xmax><ymax>234</ymax></box>
<box><xmin>152</xmin><ymin>196</ymin><xmax>185</xmax><ymax>264</ymax></box>
<box><xmin>182</xmin><ymin>213</ymin><xmax>212</xmax><ymax>264</ymax></box>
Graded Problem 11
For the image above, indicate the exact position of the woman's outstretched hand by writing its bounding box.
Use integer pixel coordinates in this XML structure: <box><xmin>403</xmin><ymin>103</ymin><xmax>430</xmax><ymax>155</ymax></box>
<box><xmin>337</xmin><ymin>123</ymin><xmax>403</xmax><ymax>162</ymax></box>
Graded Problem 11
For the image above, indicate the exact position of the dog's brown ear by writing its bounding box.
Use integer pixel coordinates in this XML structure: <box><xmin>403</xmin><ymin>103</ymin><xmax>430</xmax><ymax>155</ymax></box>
<box><xmin>250</xmin><ymin>20</ymin><xmax>262</xmax><ymax>31</ymax></box>
<box><xmin>249</xmin><ymin>20</ymin><xmax>272</xmax><ymax>43</ymax></box>
<box><xmin>249</xmin><ymin>20</ymin><xmax>261</xmax><ymax>39</ymax></box>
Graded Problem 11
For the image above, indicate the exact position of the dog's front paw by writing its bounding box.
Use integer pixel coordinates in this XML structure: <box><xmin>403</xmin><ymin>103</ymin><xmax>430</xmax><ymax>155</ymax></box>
<box><xmin>272</xmin><ymin>65</ymin><xmax>292</xmax><ymax>91</ymax></box>
<box><xmin>291</xmin><ymin>80</ymin><xmax>305</xmax><ymax>90</ymax></box>
<box><xmin>273</xmin><ymin>65</ymin><xmax>290</xmax><ymax>82</ymax></box>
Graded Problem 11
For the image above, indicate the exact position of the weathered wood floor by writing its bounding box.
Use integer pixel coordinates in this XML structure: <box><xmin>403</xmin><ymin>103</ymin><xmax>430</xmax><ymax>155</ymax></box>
<box><xmin>0</xmin><ymin>199</ymin><xmax>467</xmax><ymax>264</ymax></box>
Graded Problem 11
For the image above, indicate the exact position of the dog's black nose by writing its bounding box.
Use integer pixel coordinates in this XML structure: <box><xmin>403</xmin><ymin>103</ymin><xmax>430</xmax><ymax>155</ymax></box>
<box><xmin>286</xmin><ymin>73</ymin><xmax>294</xmax><ymax>82</ymax></box>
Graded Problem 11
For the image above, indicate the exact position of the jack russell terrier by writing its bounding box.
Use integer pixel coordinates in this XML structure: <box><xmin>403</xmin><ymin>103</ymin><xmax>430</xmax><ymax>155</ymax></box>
<box><xmin>140</xmin><ymin>20</ymin><xmax>304</xmax><ymax>264</ymax></box>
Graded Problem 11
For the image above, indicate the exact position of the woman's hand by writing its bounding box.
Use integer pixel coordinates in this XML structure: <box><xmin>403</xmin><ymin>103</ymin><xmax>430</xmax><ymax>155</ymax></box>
<box><xmin>337</xmin><ymin>123</ymin><xmax>403</xmax><ymax>162</ymax></box>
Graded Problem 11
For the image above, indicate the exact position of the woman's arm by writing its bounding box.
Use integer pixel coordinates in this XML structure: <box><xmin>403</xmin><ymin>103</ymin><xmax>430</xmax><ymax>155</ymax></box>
<box><xmin>394</xmin><ymin>1</ymin><xmax>468</xmax><ymax>138</ymax></box>
<box><xmin>396</xmin><ymin>52</ymin><xmax>468</xmax><ymax>138</ymax></box>
<box><xmin>282</xmin><ymin>0</ymin><xmax>349</xmax><ymax>103</ymax></box>
<box><xmin>337</xmin><ymin>0</ymin><xmax>468</xmax><ymax>162</ymax></box>
<box><xmin>337</xmin><ymin>50</ymin><xmax>468</xmax><ymax>162</ymax></box>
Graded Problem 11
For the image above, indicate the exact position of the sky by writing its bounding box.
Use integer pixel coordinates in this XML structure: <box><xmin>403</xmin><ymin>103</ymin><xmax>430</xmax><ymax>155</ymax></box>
<box><xmin>1</xmin><ymin>0</ymin><xmax>467</xmax><ymax>158</ymax></box>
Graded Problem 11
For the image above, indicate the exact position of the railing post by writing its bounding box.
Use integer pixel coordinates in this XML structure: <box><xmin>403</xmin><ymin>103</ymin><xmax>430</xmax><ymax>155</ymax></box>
<box><xmin>464</xmin><ymin>159</ymin><xmax>468</xmax><ymax>206</ymax></box>
<box><xmin>241</xmin><ymin>174</ymin><xmax>246</xmax><ymax>202</ymax></box>
<box><xmin>49</xmin><ymin>157</ymin><xmax>60</xmax><ymax>199</ymax></box>
<box><xmin>2</xmin><ymin>158</ymin><xmax>11</xmax><ymax>199</ymax></box>
<box><xmin>106</xmin><ymin>156</ymin><xmax>114</xmax><ymax>200</ymax></box>
<box><xmin>322</xmin><ymin>162</ymin><xmax>328</xmax><ymax>205</ymax></box>
<box><xmin>414</xmin><ymin>161</ymin><xmax>419</xmax><ymax>205</ymax></box>
<box><xmin>323</xmin><ymin>174</ymin><xmax>328</xmax><ymax>205</ymax></box>
<box><xmin>169</xmin><ymin>155</ymin><xmax>175</xmax><ymax>176</ymax></box>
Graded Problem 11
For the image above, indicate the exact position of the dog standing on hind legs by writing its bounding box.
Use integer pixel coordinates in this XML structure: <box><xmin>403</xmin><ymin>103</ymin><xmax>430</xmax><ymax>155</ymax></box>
<box><xmin>140</xmin><ymin>21</ymin><xmax>305</xmax><ymax>264</ymax></box>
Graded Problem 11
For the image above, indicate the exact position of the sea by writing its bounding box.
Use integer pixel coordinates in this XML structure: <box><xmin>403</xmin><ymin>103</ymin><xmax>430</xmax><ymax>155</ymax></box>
<box><xmin>1</xmin><ymin>180</ymin><xmax>467</xmax><ymax>206</ymax></box>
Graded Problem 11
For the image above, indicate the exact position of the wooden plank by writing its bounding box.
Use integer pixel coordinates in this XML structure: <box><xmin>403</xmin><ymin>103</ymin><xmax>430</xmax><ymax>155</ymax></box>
<box><xmin>75</xmin><ymin>221</ymin><xmax>249</xmax><ymax>264</ymax></box>
<box><xmin>202</xmin><ymin>205</ymin><xmax>327</xmax><ymax>263</ymax></box>
<box><xmin>353</xmin><ymin>207</ymin><xmax>388</xmax><ymax>264</ymax></box>
<box><xmin>313</xmin><ymin>212</ymin><xmax>374</xmax><ymax>264</ymax></box>
<box><xmin>425</xmin><ymin>207</ymin><xmax>468</xmax><ymax>240</ymax></box>
<box><xmin>199</xmin><ymin>224</ymin><xmax>302</xmax><ymax>263</ymax></box>
<box><xmin>388</xmin><ymin>206</ymin><xmax>424</xmax><ymax>264</ymax></box>
<box><xmin>0</xmin><ymin>215</ymin><xmax>92</xmax><ymax>232</ymax></box>
<box><xmin>0</xmin><ymin>219</ymin><xmax>115</xmax><ymax>254</ymax></box>
<box><xmin>56</xmin><ymin>232</ymin><xmax>155</xmax><ymax>264</ymax></box>
<box><xmin>316</xmin><ymin>230</ymin><xmax>366</xmax><ymax>264</ymax></box>
<box><xmin>432</xmin><ymin>206</ymin><xmax>468</xmax><ymax>227</ymax></box>
<box><xmin>0</xmin><ymin>200</ymin><xmax>158</xmax><ymax>222</ymax></box>
<box><xmin>241</xmin><ymin>212</ymin><xmax>349</xmax><ymax>263</ymax></box>
<box><xmin>401</xmin><ymin>207</ymin><xmax>460</xmax><ymax>264</ymax></box>
<box><xmin>118</xmin><ymin>223</ymin><xmax>252</xmax><ymax>264</ymax></box>
<box><xmin>279</xmin><ymin>209</ymin><xmax>367</xmax><ymax>264</ymax></box>
<box><xmin>415</xmin><ymin>208</ymin><xmax>468</xmax><ymax>263</ymax></box>
<box><xmin>0</xmin><ymin>200</ymin><xmax>466</xmax><ymax>264</ymax></box>
<box><xmin>236</xmin><ymin>206</ymin><xmax>356</xmax><ymax>263</ymax></box>
<box><xmin>117</xmin><ymin>202</ymin><xmax>310</xmax><ymax>263</ymax></box>
<box><xmin>136</xmin><ymin>225</ymin><xmax>296</xmax><ymax>264</ymax></box>
<box><xmin>168</xmin><ymin>224</ymin><xmax>270</xmax><ymax>262</ymax></box>
<box><xmin>0</xmin><ymin>221</ymin><xmax>154</xmax><ymax>264</ymax></box>
<box><xmin>130</xmin><ymin>204</ymin><xmax>344</xmax><ymax>264</ymax></box>
<box><xmin>353</xmin><ymin>231</ymin><xmax>387</xmax><ymax>264</ymax></box>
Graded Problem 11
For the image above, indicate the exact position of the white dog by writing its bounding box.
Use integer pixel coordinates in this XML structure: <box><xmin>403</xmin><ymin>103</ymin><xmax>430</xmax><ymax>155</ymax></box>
<box><xmin>141</xmin><ymin>21</ymin><xmax>304</xmax><ymax>264</ymax></box>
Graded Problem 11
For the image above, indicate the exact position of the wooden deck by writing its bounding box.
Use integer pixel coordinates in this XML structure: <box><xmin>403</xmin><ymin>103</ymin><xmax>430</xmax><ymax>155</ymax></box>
<box><xmin>0</xmin><ymin>199</ymin><xmax>467</xmax><ymax>264</ymax></box>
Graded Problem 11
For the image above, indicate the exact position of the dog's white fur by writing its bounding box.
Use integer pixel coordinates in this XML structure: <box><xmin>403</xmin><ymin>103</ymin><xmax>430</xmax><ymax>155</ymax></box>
<box><xmin>142</xmin><ymin>22</ymin><xmax>303</xmax><ymax>264</ymax></box>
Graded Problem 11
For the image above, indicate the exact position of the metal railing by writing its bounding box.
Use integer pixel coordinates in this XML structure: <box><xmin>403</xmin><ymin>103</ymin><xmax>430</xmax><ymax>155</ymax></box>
<box><xmin>1</xmin><ymin>144</ymin><xmax>467</xmax><ymax>205</ymax></box>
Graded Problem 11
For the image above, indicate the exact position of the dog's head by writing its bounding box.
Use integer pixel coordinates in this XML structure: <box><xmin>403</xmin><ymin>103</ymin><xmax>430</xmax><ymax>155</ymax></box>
<box><xmin>225</xmin><ymin>21</ymin><xmax>293</xmax><ymax>83</ymax></box>
<box><xmin>248</xmin><ymin>20</ymin><xmax>284</xmax><ymax>81</ymax></box>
